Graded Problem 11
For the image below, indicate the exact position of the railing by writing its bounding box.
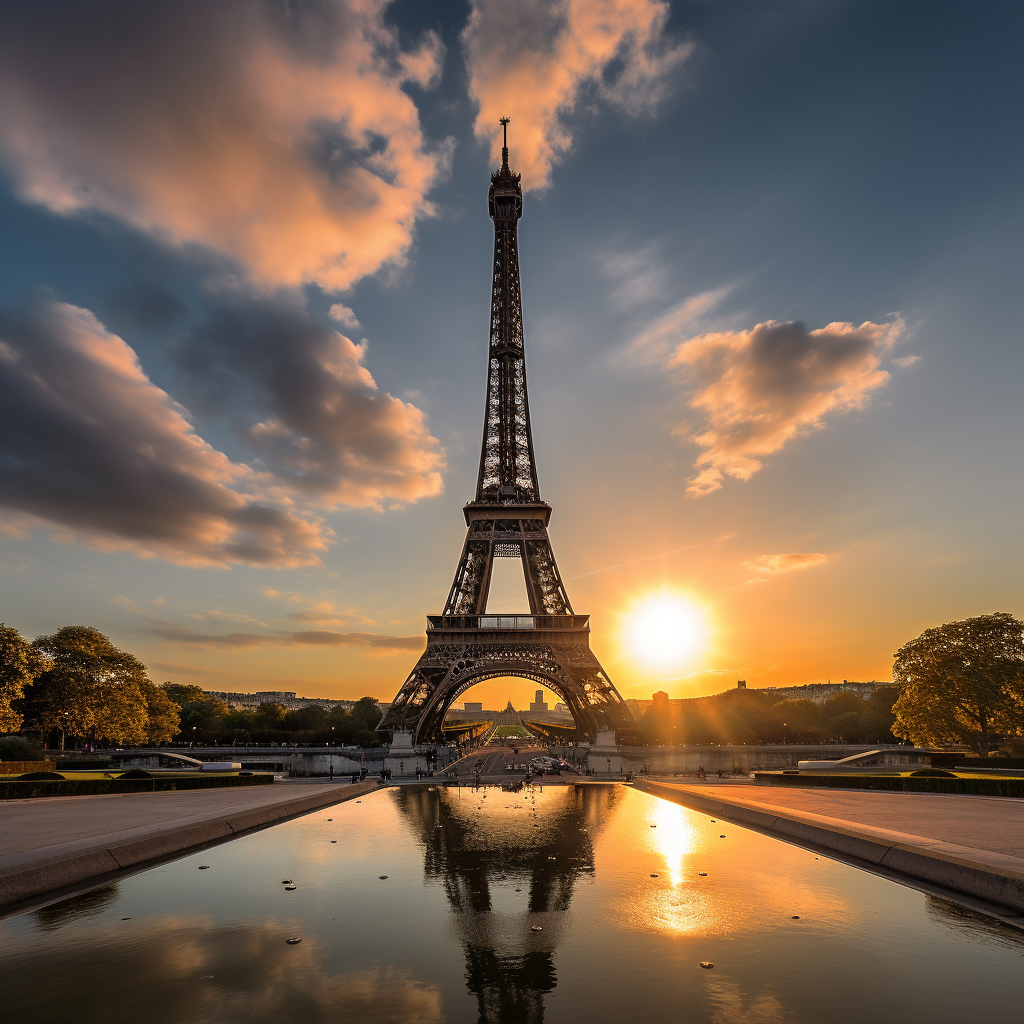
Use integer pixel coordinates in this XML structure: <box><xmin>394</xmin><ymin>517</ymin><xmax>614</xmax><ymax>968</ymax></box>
<box><xmin>427</xmin><ymin>614</ymin><xmax>590</xmax><ymax>631</ymax></box>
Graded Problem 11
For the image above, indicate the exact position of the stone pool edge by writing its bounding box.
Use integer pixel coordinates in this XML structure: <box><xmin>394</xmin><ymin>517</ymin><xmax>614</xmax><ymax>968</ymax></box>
<box><xmin>0</xmin><ymin>781</ymin><xmax>381</xmax><ymax>911</ymax></box>
<box><xmin>633</xmin><ymin>778</ymin><xmax>1024</xmax><ymax>920</ymax></box>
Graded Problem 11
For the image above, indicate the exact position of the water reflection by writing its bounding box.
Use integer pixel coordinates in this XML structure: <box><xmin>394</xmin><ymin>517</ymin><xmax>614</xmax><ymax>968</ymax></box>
<box><xmin>4</xmin><ymin>785</ymin><xmax>1024</xmax><ymax>1024</ymax></box>
<box><xmin>34</xmin><ymin>883</ymin><xmax>120</xmax><ymax>931</ymax></box>
<box><xmin>394</xmin><ymin>784</ymin><xmax>620</xmax><ymax>1022</ymax></box>
<box><xmin>6</xmin><ymin>914</ymin><xmax>441</xmax><ymax>1024</ymax></box>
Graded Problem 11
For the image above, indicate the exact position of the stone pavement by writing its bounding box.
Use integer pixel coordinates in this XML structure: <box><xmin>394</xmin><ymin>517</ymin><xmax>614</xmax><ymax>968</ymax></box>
<box><xmin>0</xmin><ymin>778</ymin><xmax>378</xmax><ymax>911</ymax></box>
<box><xmin>634</xmin><ymin>778</ymin><xmax>1024</xmax><ymax>920</ymax></box>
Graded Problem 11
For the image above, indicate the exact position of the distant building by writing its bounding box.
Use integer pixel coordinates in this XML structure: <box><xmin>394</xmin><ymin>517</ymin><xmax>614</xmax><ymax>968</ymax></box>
<box><xmin>203</xmin><ymin>689</ymin><xmax>357</xmax><ymax>712</ymax></box>
<box><xmin>529</xmin><ymin>688</ymin><xmax>548</xmax><ymax>712</ymax></box>
<box><xmin>760</xmin><ymin>680</ymin><xmax>885</xmax><ymax>705</ymax></box>
<box><xmin>464</xmin><ymin>701</ymin><xmax>483</xmax><ymax>712</ymax></box>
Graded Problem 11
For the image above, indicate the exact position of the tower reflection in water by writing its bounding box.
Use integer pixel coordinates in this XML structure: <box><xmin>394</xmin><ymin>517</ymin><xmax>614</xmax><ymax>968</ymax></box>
<box><xmin>394</xmin><ymin>783</ymin><xmax>621</xmax><ymax>1023</ymax></box>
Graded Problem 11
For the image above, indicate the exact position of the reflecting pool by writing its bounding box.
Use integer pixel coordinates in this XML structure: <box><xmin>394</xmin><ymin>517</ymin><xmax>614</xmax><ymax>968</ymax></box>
<box><xmin>2</xmin><ymin>784</ymin><xmax>1023</xmax><ymax>1023</ymax></box>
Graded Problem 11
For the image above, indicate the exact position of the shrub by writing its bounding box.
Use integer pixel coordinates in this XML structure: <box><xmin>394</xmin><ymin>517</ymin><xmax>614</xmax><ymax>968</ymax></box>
<box><xmin>0</xmin><ymin>734</ymin><xmax>45</xmax><ymax>761</ymax></box>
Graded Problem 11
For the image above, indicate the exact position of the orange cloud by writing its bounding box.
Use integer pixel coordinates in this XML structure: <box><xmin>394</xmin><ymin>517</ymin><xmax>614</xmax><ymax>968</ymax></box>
<box><xmin>668</xmin><ymin>319</ymin><xmax>904</xmax><ymax>496</ymax></box>
<box><xmin>743</xmin><ymin>552</ymin><xmax>828</xmax><ymax>583</ymax></box>
<box><xmin>0</xmin><ymin>300</ymin><xmax>328</xmax><ymax>566</ymax></box>
<box><xmin>463</xmin><ymin>0</ymin><xmax>691</xmax><ymax>187</ymax></box>
<box><xmin>0</xmin><ymin>2</ymin><xmax>449</xmax><ymax>289</ymax></box>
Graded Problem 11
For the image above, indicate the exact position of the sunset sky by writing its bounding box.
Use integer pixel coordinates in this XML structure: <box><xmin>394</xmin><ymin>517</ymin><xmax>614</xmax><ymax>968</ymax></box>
<box><xmin>0</xmin><ymin>0</ymin><xmax>1020</xmax><ymax>710</ymax></box>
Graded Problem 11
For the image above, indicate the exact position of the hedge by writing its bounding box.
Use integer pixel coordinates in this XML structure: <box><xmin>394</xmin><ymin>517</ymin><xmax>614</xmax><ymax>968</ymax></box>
<box><xmin>0</xmin><ymin>773</ymin><xmax>274</xmax><ymax>800</ymax></box>
<box><xmin>751</xmin><ymin>772</ymin><xmax>1024</xmax><ymax>797</ymax></box>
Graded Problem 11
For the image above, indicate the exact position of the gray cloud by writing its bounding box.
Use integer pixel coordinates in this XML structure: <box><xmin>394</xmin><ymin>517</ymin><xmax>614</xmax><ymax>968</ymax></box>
<box><xmin>174</xmin><ymin>299</ymin><xmax>444</xmax><ymax>509</ymax></box>
<box><xmin>97</xmin><ymin>280</ymin><xmax>188</xmax><ymax>335</ymax></box>
<box><xmin>145</xmin><ymin>621</ymin><xmax>422</xmax><ymax>651</ymax></box>
<box><xmin>0</xmin><ymin>299</ymin><xmax>328</xmax><ymax>566</ymax></box>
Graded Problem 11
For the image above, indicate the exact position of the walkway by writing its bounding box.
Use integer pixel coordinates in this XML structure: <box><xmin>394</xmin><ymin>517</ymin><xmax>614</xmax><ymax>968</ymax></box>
<box><xmin>0</xmin><ymin>778</ymin><xmax>377</xmax><ymax>912</ymax></box>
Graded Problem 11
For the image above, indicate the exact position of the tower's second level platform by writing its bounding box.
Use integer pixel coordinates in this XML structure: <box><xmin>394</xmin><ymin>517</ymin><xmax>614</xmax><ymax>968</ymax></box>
<box><xmin>425</xmin><ymin>613</ymin><xmax>590</xmax><ymax>644</ymax></box>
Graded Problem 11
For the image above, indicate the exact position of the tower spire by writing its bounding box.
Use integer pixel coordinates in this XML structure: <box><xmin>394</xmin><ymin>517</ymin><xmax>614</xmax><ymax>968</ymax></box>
<box><xmin>499</xmin><ymin>116</ymin><xmax>510</xmax><ymax>172</ymax></box>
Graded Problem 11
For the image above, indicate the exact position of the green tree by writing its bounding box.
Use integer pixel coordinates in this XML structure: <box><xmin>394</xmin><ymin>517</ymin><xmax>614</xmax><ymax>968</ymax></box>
<box><xmin>141</xmin><ymin>680</ymin><xmax>180</xmax><ymax>744</ymax></box>
<box><xmin>771</xmin><ymin>699</ymin><xmax>823</xmax><ymax>740</ymax></box>
<box><xmin>256</xmin><ymin>702</ymin><xmax>288</xmax><ymax>727</ymax></box>
<box><xmin>163</xmin><ymin>683</ymin><xmax>210</xmax><ymax>706</ymax></box>
<box><xmin>0</xmin><ymin>623</ymin><xmax>45</xmax><ymax>731</ymax></box>
<box><xmin>351</xmin><ymin>697</ymin><xmax>381</xmax><ymax>731</ymax></box>
<box><xmin>163</xmin><ymin>683</ymin><xmax>229</xmax><ymax>740</ymax></box>
<box><xmin>862</xmin><ymin>684</ymin><xmax>899</xmax><ymax>741</ymax></box>
<box><xmin>27</xmin><ymin>627</ymin><xmax>153</xmax><ymax>747</ymax></box>
<box><xmin>891</xmin><ymin>612</ymin><xmax>1024</xmax><ymax>755</ymax></box>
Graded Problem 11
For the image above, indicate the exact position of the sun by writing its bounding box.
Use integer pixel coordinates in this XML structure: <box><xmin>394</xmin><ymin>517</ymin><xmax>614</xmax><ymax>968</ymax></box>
<box><xmin>622</xmin><ymin>591</ymin><xmax>709</xmax><ymax>671</ymax></box>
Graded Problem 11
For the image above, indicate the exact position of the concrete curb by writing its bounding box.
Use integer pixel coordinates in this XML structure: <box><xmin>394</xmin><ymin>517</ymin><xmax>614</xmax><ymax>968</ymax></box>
<box><xmin>0</xmin><ymin>781</ymin><xmax>380</xmax><ymax>910</ymax></box>
<box><xmin>633</xmin><ymin>779</ymin><xmax>1024</xmax><ymax>915</ymax></box>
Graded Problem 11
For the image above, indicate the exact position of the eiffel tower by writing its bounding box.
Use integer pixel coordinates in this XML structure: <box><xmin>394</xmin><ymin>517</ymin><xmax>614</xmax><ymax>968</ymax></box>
<box><xmin>379</xmin><ymin>121</ymin><xmax>634</xmax><ymax>744</ymax></box>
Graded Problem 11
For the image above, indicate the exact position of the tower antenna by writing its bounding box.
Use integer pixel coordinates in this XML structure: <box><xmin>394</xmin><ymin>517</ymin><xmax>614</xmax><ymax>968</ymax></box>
<box><xmin>499</xmin><ymin>117</ymin><xmax>511</xmax><ymax>170</ymax></box>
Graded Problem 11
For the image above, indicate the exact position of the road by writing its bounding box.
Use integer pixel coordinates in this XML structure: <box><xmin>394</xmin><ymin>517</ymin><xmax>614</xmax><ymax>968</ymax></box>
<box><xmin>444</xmin><ymin>744</ymin><xmax>583</xmax><ymax>780</ymax></box>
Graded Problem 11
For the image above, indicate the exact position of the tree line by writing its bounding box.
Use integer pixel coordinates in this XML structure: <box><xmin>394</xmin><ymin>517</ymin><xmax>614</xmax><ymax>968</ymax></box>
<box><xmin>167</xmin><ymin>684</ymin><xmax>384</xmax><ymax>747</ymax></box>
<box><xmin>635</xmin><ymin>685</ymin><xmax>901</xmax><ymax>746</ymax></box>
<box><xmin>634</xmin><ymin>612</ymin><xmax>1024</xmax><ymax>754</ymax></box>
<box><xmin>0</xmin><ymin>623</ymin><xmax>384</xmax><ymax>750</ymax></box>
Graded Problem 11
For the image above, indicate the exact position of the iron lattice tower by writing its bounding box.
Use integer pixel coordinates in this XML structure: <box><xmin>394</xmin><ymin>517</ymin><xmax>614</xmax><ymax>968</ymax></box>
<box><xmin>379</xmin><ymin>122</ymin><xmax>634</xmax><ymax>743</ymax></box>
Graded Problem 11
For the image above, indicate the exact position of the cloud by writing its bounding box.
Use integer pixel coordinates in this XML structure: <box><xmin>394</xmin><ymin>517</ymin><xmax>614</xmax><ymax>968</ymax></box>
<box><xmin>145</xmin><ymin>621</ymin><xmax>422</xmax><ymax>651</ymax></box>
<box><xmin>0</xmin><ymin>1</ymin><xmax>449</xmax><ymax>290</ymax></box>
<box><xmin>174</xmin><ymin>299</ymin><xmax>444</xmax><ymax>509</ymax></box>
<box><xmin>892</xmin><ymin>354</ymin><xmax>920</xmax><ymax>368</ymax></box>
<box><xmin>602</xmin><ymin>244</ymin><xmax>671</xmax><ymax>310</ymax></box>
<box><xmin>147</xmin><ymin>661</ymin><xmax>229</xmax><ymax>678</ymax></box>
<box><xmin>743</xmin><ymin>552</ymin><xmax>827</xmax><ymax>584</ymax></box>
<box><xmin>0</xmin><ymin>299</ymin><xmax>328</xmax><ymax>566</ymax></box>
<box><xmin>666</xmin><ymin>318</ymin><xmax>904</xmax><ymax>496</ymax></box>
<box><xmin>328</xmin><ymin>303</ymin><xmax>362</xmax><ymax>329</ymax></box>
<box><xmin>623</xmin><ymin>285</ymin><xmax>736</xmax><ymax>363</ymax></box>
<box><xmin>11</xmin><ymin>915</ymin><xmax>441</xmax><ymax>1024</ymax></box>
<box><xmin>462</xmin><ymin>0</ymin><xmax>691</xmax><ymax>187</ymax></box>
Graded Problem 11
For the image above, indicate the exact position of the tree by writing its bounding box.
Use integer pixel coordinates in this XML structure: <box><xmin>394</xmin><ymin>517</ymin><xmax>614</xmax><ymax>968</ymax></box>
<box><xmin>771</xmin><ymin>699</ymin><xmax>823</xmax><ymax>740</ymax></box>
<box><xmin>164</xmin><ymin>683</ymin><xmax>229</xmax><ymax>738</ymax></box>
<box><xmin>351</xmin><ymin>697</ymin><xmax>381</xmax><ymax>731</ymax></box>
<box><xmin>891</xmin><ymin>612</ymin><xmax>1024</xmax><ymax>755</ymax></box>
<box><xmin>26</xmin><ymin>627</ymin><xmax>152</xmax><ymax>747</ymax></box>
<box><xmin>141</xmin><ymin>681</ymin><xmax>180</xmax><ymax>744</ymax></box>
<box><xmin>163</xmin><ymin>683</ymin><xmax>210</xmax><ymax>706</ymax></box>
<box><xmin>0</xmin><ymin>623</ymin><xmax>45</xmax><ymax>731</ymax></box>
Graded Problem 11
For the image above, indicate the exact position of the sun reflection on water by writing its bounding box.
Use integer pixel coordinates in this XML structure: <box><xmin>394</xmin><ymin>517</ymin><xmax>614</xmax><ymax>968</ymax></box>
<box><xmin>650</xmin><ymin>798</ymin><xmax>697</xmax><ymax>886</ymax></box>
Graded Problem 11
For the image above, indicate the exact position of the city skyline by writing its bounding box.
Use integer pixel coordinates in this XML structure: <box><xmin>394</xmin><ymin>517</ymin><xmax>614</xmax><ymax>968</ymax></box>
<box><xmin>0</xmin><ymin>1</ymin><xmax>1020</xmax><ymax>710</ymax></box>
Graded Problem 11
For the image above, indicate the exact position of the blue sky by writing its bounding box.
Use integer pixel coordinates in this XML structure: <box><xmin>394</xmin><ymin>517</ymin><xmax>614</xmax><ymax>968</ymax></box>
<box><xmin>0</xmin><ymin>0</ymin><xmax>1020</xmax><ymax>707</ymax></box>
